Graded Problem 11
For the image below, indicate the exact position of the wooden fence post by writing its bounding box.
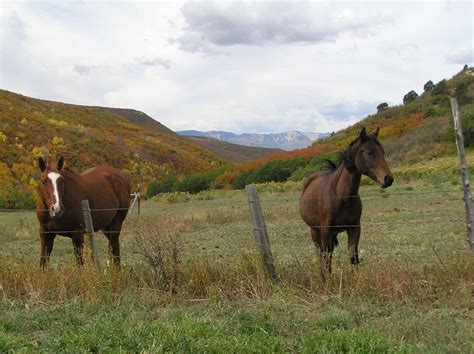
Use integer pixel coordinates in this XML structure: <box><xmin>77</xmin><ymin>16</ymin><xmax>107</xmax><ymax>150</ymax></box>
<box><xmin>129</xmin><ymin>192</ymin><xmax>141</xmax><ymax>218</ymax></box>
<box><xmin>450</xmin><ymin>98</ymin><xmax>474</xmax><ymax>251</ymax></box>
<box><xmin>137</xmin><ymin>184</ymin><xmax>141</xmax><ymax>217</ymax></box>
<box><xmin>245</xmin><ymin>184</ymin><xmax>277</xmax><ymax>280</ymax></box>
<box><xmin>137</xmin><ymin>192</ymin><xmax>141</xmax><ymax>217</ymax></box>
<box><xmin>81</xmin><ymin>199</ymin><xmax>100</xmax><ymax>268</ymax></box>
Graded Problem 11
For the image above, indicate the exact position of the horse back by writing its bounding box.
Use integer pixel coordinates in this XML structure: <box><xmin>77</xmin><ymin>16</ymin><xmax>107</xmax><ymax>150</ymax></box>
<box><xmin>80</xmin><ymin>166</ymin><xmax>131</xmax><ymax>208</ymax></box>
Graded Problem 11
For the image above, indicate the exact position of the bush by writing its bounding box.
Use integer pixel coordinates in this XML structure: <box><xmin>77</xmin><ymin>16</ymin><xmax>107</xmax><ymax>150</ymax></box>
<box><xmin>146</xmin><ymin>175</ymin><xmax>178</xmax><ymax>197</ymax></box>
<box><xmin>377</xmin><ymin>102</ymin><xmax>389</xmax><ymax>113</ymax></box>
<box><xmin>0</xmin><ymin>188</ymin><xmax>35</xmax><ymax>209</ymax></box>
<box><xmin>253</xmin><ymin>158</ymin><xmax>307</xmax><ymax>183</ymax></box>
<box><xmin>289</xmin><ymin>151</ymin><xmax>340</xmax><ymax>181</ymax></box>
<box><xmin>403</xmin><ymin>90</ymin><xmax>419</xmax><ymax>105</ymax></box>
<box><xmin>460</xmin><ymin>111</ymin><xmax>474</xmax><ymax>147</ymax></box>
<box><xmin>423</xmin><ymin>80</ymin><xmax>434</xmax><ymax>92</ymax></box>
<box><xmin>432</xmin><ymin>79</ymin><xmax>448</xmax><ymax>96</ymax></box>
<box><xmin>233</xmin><ymin>170</ymin><xmax>257</xmax><ymax>190</ymax></box>
<box><xmin>232</xmin><ymin>157</ymin><xmax>308</xmax><ymax>189</ymax></box>
<box><xmin>175</xmin><ymin>167</ymin><xmax>227</xmax><ymax>194</ymax></box>
<box><xmin>454</xmin><ymin>81</ymin><xmax>473</xmax><ymax>105</ymax></box>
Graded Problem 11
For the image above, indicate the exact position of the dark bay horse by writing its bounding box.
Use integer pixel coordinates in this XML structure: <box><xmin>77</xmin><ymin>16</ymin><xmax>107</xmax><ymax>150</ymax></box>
<box><xmin>299</xmin><ymin>127</ymin><xmax>393</xmax><ymax>275</ymax></box>
<box><xmin>36</xmin><ymin>156</ymin><xmax>131</xmax><ymax>268</ymax></box>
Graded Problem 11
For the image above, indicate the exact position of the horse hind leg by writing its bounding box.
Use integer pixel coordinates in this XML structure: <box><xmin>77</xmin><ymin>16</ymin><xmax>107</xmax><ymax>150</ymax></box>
<box><xmin>103</xmin><ymin>211</ymin><xmax>127</xmax><ymax>268</ymax></box>
<box><xmin>310</xmin><ymin>227</ymin><xmax>322</xmax><ymax>250</ymax></box>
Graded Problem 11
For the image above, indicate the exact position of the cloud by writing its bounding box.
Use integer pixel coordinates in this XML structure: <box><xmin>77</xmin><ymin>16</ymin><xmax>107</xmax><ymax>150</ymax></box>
<box><xmin>135</xmin><ymin>56</ymin><xmax>171</xmax><ymax>70</ymax></box>
<box><xmin>0</xmin><ymin>12</ymin><xmax>27</xmax><ymax>74</ymax></box>
<box><xmin>73</xmin><ymin>64</ymin><xmax>99</xmax><ymax>76</ymax></box>
<box><xmin>176</xmin><ymin>1</ymin><xmax>387</xmax><ymax>53</ymax></box>
<box><xmin>445</xmin><ymin>46</ymin><xmax>474</xmax><ymax>65</ymax></box>
<box><xmin>319</xmin><ymin>101</ymin><xmax>379</xmax><ymax>122</ymax></box>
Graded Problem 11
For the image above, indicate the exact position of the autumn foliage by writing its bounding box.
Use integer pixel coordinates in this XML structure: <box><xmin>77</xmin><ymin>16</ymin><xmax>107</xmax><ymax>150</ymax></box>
<box><xmin>0</xmin><ymin>90</ymin><xmax>223</xmax><ymax>208</ymax></box>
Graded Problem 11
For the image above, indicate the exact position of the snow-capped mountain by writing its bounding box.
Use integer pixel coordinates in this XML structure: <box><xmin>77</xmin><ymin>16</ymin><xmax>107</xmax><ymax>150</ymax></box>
<box><xmin>176</xmin><ymin>130</ymin><xmax>330</xmax><ymax>150</ymax></box>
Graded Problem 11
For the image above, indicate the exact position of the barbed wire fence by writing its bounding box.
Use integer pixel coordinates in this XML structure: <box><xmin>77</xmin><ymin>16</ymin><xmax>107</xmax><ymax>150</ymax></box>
<box><xmin>0</xmin><ymin>182</ymin><xmax>470</xmax><ymax>277</ymax></box>
<box><xmin>0</xmin><ymin>98</ymin><xmax>471</xmax><ymax>276</ymax></box>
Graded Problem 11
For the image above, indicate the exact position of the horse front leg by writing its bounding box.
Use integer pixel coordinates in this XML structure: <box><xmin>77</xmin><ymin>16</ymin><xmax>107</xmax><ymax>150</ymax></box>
<box><xmin>40</xmin><ymin>229</ymin><xmax>56</xmax><ymax>269</ymax></box>
<box><xmin>71</xmin><ymin>232</ymin><xmax>85</xmax><ymax>265</ymax></box>
<box><xmin>319</xmin><ymin>228</ymin><xmax>334</xmax><ymax>277</ymax></box>
<box><xmin>347</xmin><ymin>226</ymin><xmax>361</xmax><ymax>265</ymax></box>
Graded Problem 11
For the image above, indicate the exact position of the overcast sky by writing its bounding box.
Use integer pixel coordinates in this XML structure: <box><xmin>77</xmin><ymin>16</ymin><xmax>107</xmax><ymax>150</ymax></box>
<box><xmin>1</xmin><ymin>1</ymin><xmax>472</xmax><ymax>133</ymax></box>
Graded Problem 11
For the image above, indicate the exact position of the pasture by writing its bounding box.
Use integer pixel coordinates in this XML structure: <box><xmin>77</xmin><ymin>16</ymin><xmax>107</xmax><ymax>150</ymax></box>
<box><xmin>0</xmin><ymin>164</ymin><xmax>473</xmax><ymax>352</ymax></box>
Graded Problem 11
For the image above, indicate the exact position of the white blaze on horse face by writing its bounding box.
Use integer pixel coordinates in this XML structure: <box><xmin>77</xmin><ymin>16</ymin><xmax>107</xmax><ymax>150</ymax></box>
<box><xmin>48</xmin><ymin>172</ymin><xmax>62</xmax><ymax>215</ymax></box>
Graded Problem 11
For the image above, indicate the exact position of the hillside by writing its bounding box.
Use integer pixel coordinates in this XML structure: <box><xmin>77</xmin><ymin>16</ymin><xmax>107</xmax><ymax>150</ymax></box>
<box><xmin>160</xmin><ymin>66</ymin><xmax>474</xmax><ymax>194</ymax></box>
<box><xmin>101</xmin><ymin>107</ymin><xmax>174</xmax><ymax>136</ymax></box>
<box><xmin>184</xmin><ymin>136</ymin><xmax>283</xmax><ymax>163</ymax></box>
<box><xmin>315</xmin><ymin>67</ymin><xmax>474</xmax><ymax>166</ymax></box>
<box><xmin>0</xmin><ymin>90</ymin><xmax>224</xmax><ymax>208</ymax></box>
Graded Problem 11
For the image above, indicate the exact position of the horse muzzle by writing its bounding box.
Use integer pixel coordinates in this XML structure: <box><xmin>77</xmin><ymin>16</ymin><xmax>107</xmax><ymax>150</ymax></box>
<box><xmin>49</xmin><ymin>205</ymin><xmax>65</xmax><ymax>219</ymax></box>
<box><xmin>381</xmin><ymin>174</ymin><xmax>394</xmax><ymax>188</ymax></box>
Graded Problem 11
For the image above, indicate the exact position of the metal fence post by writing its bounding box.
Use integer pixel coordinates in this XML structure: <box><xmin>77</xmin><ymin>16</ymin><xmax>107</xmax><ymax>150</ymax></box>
<box><xmin>245</xmin><ymin>184</ymin><xmax>277</xmax><ymax>280</ymax></box>
<box><xmin>81</xmin><ymin>199</ymin><xmax>100</xmax><ymax>268</ymax></box>
<box><xmin>450</xmin><ymin>98</ymin><xmax>474</xmax><ymax>251</ymax></box>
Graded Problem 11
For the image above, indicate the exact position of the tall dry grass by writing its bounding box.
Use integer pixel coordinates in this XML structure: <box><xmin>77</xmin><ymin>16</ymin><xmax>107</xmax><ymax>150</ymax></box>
<box><xmin>1</xmin><ymin>249</ymin><xmax>472</xmax><ymax>309</ymax></box>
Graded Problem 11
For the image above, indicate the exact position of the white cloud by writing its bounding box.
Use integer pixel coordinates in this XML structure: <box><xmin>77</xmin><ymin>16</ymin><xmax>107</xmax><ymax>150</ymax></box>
<box><xmin>0</xmin><ymin>1</ymin><xmax>472</xmax><ymax>136</ymax></box>
<box><xmin>445</xmin><ymin>45</ymin><xmax>474</xmax><ymax>65</ymax></box>
<box><xmin>176</xmin><ymin>1</ymin><xmax>389</xmax><ymax>53</ymax></box>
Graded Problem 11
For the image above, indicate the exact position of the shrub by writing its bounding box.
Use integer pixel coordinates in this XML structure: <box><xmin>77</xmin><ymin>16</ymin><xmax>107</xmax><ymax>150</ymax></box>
<box><xmin>146</xmin><ymin>175</ymin><xmax>178</xmax><ymax>197</ymax></box>
<box><xmin>289</xmin><ymin>151</ymin><xmax>340</xmax><ymax>181</ymax></box>
<box><xmin>454</xmin><ymin>81</ymin><xmax>473</xmax><ymax>105</ymax></box>
<box><xmin>376</xmin><ymin>102</ymin><xmax>389</xmax><ymax>113</ymax></box>
<box><xmin>423</xmin><ymin>80</ymin><xmax>434</xmax><ymax>92</ymax></box>
<box><xmin>432</xmin><ymin>79</ymin><xmax>448</xmax><ymax>96</ymax></box>
<box><xmin>233</xmin><ymin>170</ymin><xmax>257</xmax><ymax>190</ymax></box>
<box><xmin>403</xmin><ymin>90</ymin><xmax>419</xmax><ymax>105</ymax></box>
<box><xmin>232</xmin><ymin>157</ymin><xmax>308</xmax><ymax>189</ymax></box>
<box><xmin>460</xmin><ymin>111</ymin><xmax>474</xmax><ymax>147</ymax></box>
<box><xmin>253</xmin><ymin>157</ymin><xmax>307</xmax><ymax>183</ymax></box>
<box><xmin>175</xmin><ymin>167</ymin><xmax>227</xmax><ymax>194</ymax></box>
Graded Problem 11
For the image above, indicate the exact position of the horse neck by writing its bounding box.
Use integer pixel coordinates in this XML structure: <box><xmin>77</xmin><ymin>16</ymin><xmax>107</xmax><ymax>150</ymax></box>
<box><xmin>335</xmin><ymin>165</ymin><xmax>361</xmax><ymax>199</ymax></box>
<box><xmin>62</xmin><ymin>170</ymin><xmax>83</xmax><ymax>203</ymax></box>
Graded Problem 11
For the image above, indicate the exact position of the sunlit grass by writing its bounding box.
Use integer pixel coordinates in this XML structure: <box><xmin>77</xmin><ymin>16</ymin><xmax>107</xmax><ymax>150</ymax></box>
<box><xmin>0</xmin><ymin>178</ymin><xmax>473</xmax><ymax>352</ymax></box>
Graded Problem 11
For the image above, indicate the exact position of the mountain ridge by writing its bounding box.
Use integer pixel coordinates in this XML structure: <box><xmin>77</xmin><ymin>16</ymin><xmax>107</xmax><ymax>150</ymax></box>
<box><xmin>177</xmin><ymin>130</ymin><xmax>330</xmax><ymax>150</ymax></box>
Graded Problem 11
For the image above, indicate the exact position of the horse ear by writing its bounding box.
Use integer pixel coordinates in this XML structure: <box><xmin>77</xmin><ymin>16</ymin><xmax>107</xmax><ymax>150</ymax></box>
<box><xmin>57</xmin><ymin>156</ymin><xmax>64</xmax><ymax>170</ymax></box>
<box><xmin>39</xmin><ymin>157</ymin><xmax>46</xmax><ymax>172</ymax></box>
<box><xmin>359</xmin><ymin>127</ymin><xmax>367</xmax><ymax>142</ymax></box>
<box><xmin>373</xmin><ymin>127</ymin><xmax>380</xmax><ymax>137</ymax></box>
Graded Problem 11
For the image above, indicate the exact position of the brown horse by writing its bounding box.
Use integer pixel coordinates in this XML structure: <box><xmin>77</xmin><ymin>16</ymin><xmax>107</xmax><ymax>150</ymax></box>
<box><xmin>299</xmin><ymin>127</ymin><xmax>393</xmax><ymax>275</ymax></box>
<box><xmin>36</xmin><ymin>156</ymin><xmax>131</xmax><ymax>268</ymax></box>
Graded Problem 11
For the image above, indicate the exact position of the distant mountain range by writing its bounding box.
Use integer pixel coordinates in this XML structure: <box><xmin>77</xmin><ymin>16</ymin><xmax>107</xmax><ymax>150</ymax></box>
<box><xmin>176</xmin><ymin>130</ymin><xmax>330</xmax><ymax>150</ymax></box>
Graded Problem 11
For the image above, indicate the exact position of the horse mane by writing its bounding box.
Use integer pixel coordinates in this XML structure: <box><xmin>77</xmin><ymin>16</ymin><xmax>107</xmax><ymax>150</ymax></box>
<box><xmin>302</xmin><ymin>158</ymin><xmax>340</xmax><ymax>192</ymax></box>
<box><xmin>323</xmin><ymin>158</ymin><xmax>338</xmax><ymax>171</ymax></box>
<box><xmin>303</xmin><ymin>132</ymin><xmax>382</xmax><ymax>192</ymax></box>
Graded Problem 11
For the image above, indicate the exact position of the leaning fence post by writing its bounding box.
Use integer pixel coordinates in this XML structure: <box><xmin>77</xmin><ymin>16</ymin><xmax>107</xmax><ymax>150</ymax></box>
<box><xmin>245</xmin><ymin>184</ymin><xmax>277</xmax><ymax>280</ymax></box>
<box><xmin>81</xmin><ymin>199</ymin><xmax>100</xmax><ymax>268</ymax></box>
<box><xmin>450</xmin><ymin>98</ymin><xmax>474</xmax><ymax>251</ymax></box>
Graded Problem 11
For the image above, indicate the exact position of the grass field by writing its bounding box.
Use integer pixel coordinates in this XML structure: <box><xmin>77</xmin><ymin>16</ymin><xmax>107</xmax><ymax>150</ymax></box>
<box><xmin>1</xmin><ymin>168</ymin><xmax>473</xmax><ymax>352</ymax></box>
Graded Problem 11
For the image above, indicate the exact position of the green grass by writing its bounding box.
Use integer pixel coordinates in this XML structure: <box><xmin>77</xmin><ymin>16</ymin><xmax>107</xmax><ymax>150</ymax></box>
<box><xmin>0</xmin><ymin>177</ymin><xmax>473</xmax><ymax>352</ymax></box>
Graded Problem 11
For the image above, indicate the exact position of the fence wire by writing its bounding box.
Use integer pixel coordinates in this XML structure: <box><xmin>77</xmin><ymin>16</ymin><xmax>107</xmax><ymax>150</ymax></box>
<box><xmin>0</xmin><ymin>185</ymin><xmax>469</xmax><ymax>267</ymax></box>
